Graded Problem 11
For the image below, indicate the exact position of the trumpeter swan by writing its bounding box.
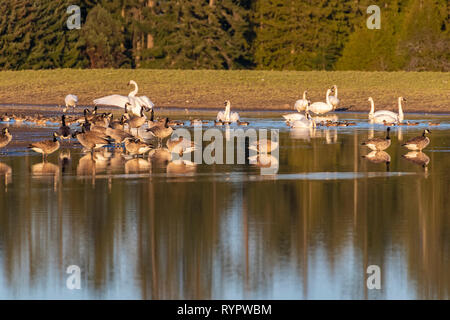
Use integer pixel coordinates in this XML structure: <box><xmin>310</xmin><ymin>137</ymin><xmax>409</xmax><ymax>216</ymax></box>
<box><xmin>368</xmin><ymin>97</ymin><xmax>405</xmax><ymax>123</ymax></box>
<box><xmin>328</xmin><ymin>85</ymin><xmax>339</xmax><ymax>109</ymax></box>
<box><xmin>309</xmin><ymin>89</ymin><xmax>333</xmax><ymax>114</ymax></box>
<box><xmin>294</xmin><ymin>90</ymin><xmax>309</xmax><ymax>112</ymax></box>
<box><xmin>217</xmin><ymin>100</ymin><xmax>239</xmax><ymax>122</ymax></box>
<box><xmin>290</xmin><ymin>111</ymin><xmax>316</xmax><ymax>128</ymax></box>
<box><xmin>93</xmin><ymin>80</ymin><xmax>154</xmax><ymax>116</ymax></box>
<box><xmin>65</xmin><ymin>94</ymin><xmax>78</xmax><ymax>112</ymax></box>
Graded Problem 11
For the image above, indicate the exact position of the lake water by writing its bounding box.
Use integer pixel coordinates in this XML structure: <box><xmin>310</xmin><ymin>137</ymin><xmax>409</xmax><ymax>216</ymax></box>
<box><xmin>0</xmin><ymin>112</ymin><xmax>449</xmax><ymax>299</ymax></box>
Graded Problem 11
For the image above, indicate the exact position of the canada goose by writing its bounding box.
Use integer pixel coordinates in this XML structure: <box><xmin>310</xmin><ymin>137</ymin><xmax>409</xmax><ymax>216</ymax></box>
<box><xmin>105</xmin><ymin>127</ymin><xmax>134</xmax><ymax>145</ymax></box>
<box><xmin>237</xmin><ymin>120</ymin><xmax>249</xmax><ymax>126</ymax></box>
<box><xmin>309</xmin><ymin>89</ymin><xmax>333</xmax><ymax>114</ymax></box>
<box><xmin>402</xmin><ymin>129</ymin><xmax>431</xmax><ymax>151</ymax></box>
<box><xmin>294</xmin><ymin>90</ymin><xmax>309</xmax><ymax>112</ymax></box>
<box><xmin>124</xmin><ymin>137</ymin><xmax>154</xmax><ymax>157</ymax></box>
<box><xmin>368</xmin><ymin>97</ymin><xmax>405</xmax><ymax>123</ymax></box>
<box><xmin>146</xmin><ymin>109</ymin><xmax>157</xmax><ymax>128</ymax></box>
<box><xmin>249</xmin><ymin>139</ymin><xmax>278</xmax><ymax>153</ymax></box>
<box><xmin>217</xmin><ymin>100</ymin><xmax>239</xmax><ymax>122</ymax></box>
<box><xmin>73</xmin><ymin>128</ymin><xmax>109</xmax><ymax>152</ymax></box>
<box><xmin>402</xmin><ymin>151</ymin><xmax>430</xmax><ymax>169</ymax></box>
<box><xmin>146</xmin><ymin>117</ymin><xmax>173</xmax><ymax>147</ymax></box>
<box><xmin>124</xmin><ymin>103</ymin><xmax>146</xmax><ymax>134</ymax></box>
<box><xmin>328</xmin><ymin>85</ymin><xmax>340</xmax><ymax>109</ymax></box>
<box><xmin>361</xmin><ymin>127</ymin><xmax>391</xmax><ymax>151</ymax></box>
<box><xmin>0</xmin><ymin>128</ymin><xmax>13</xmax><ymax>149</ymax></box>
<box><xmin>65</xmin><ymin>94</ymin><xmax>78</xmax><ymax>112</ymax></box>
<box><xmin>57</xmin><ymin>115</ymin><xmax>72</xmax><ymax>140</ymax></box>
<box><xmin>29</xmin><ymin>132</ymin><xmax>60</xmax><ymax>160</ymax></box>
<box><xmin>166</xmin><ymin>137</ymin><xmax>197</xmax><ymax>157</ymax></box>
<box><xmin>0</xmin><ymin>113</ymin><xmax>11</xmax><ymax>122</ymax></box>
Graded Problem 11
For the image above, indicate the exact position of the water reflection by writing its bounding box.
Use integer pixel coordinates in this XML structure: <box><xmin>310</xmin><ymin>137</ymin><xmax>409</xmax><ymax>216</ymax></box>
<box><xmin>362</xmin><ymin>151</ymin><xmax>391</xmax><ymax>171</ymax></box>
<box><xmin>402</xmin><ymin>151</ymin><xmax>430</xmax><ymax>170</ymax></box>
<box><xmin>0</xmin><ymin>162</ymin><xmax>12</xmax><ymax>190</ymax></box>
<box><xmin>0</xmin><ymin>116</ymin><xmax>448</xmax><ymax>300</ymax></box>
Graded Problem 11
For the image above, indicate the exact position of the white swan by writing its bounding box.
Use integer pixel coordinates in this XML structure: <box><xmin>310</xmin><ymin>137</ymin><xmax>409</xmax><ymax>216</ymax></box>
<box><xmin>93</xmin><ymin>80</ymin><xmax>154</xmax><ymax>116</ymax></box>
<box><xmin>290</xmin><ymin>111</ymin><xmax>316</xmax><ymax>129</ymax></box>
<box><xmin>309</xmin><ymin>89</ymin><xmax>333</xmax><ymax>114</ymax></box>
<box><xmin>64</xmin><ymin>94</ymin><xmax>78</xmax><ymax>112</ymax></box>
<box><xmin>368</xmin><ymin>97</ymin><xmax>405</xmax><ymax>124</ymax></box>
<box><xmin>217</xmin><ymin>100</ymin><xmax>239</xmax><ymax>122</ymax></box>
<box><xmin>294</xmin><ymin>90</ymin><xmax>309</xmax><ymax>112</ymax></box>
<box><xmin>328</xmin><ymin>85</ymin><xmax>339</xmax><ymax>109</ymax></box>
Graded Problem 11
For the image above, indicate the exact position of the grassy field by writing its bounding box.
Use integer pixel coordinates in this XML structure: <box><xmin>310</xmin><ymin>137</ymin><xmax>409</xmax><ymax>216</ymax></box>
<box><xmin>0</xmin><ymin>69</ymin><xmax>448</xmax><ymax>112</ymax></box>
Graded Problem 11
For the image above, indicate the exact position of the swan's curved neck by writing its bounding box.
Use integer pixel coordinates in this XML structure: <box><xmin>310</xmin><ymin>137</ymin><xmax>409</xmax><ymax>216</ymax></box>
<box><xmin>129</xmin><ymin>81</ymin><xmax>138</xmax><ymax>97</ymax></box>
<box><xmin>334</xmin><ymin>86</ymin><xmax>338</xmax><ymax>98</ymax></box>
<box><xmin>398</xmin><ymin>98</ymin><xmax>404</xmax><ymax>121</ymax></box>
<box><xmin>326</xmin><ymin>91</ymin><xmax>331</xmax><ymax>105</ymax></box>
<box><xmin>303</xmin><ymin>91</ymin><xmax>307</xmax><ymax>100</ymax></box>
<box><xmin>369</xmin><ymin>99</ymin><xmax>375</xmax><ymax>116</ymax></box>
<box><xmin>224</xmin><ymin>103</ymin><xmax>231</xmax><ymax>120</ymax></box>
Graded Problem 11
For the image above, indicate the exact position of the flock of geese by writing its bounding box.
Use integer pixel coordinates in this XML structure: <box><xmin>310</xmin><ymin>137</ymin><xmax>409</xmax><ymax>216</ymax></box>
<box><xmin>0</xmin><ymin>81</ymin><xmax>440</xmax><ymax>177</ymax></box>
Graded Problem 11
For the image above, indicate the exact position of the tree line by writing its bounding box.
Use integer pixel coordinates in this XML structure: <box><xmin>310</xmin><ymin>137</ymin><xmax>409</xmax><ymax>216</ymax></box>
<box><xmin>0</xmin><ymin>0</ymin><xmax>448</xmax><ymax>71</ymax></box>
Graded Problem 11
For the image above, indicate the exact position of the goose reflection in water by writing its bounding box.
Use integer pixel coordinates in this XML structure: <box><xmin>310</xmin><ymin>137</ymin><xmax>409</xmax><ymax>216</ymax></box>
<box><xmin>167</xmin><ymin>159</ymin><xmax>197</xmax><ymax>175</ymax></box>
<box><xmin>125</xmin><ymin>158</ymin><xmax>151</xmax><ymax>174</ymax></box>
<box><xmin>362</xmin><ymin>150</ymin><xmax>391</xmax><ymax>171</ymax></box>
<box><xmin>402</xmin><ymin>151</ymin><xmax>430</xmax><ymax>171</ymax></box>
<box><xmin>31</xmin><ymin>161</ymin><xmax>60</xmax><ymax>190</ymax></box>
<box><xmin>0</xmin><ymin>162</ymin><xmax>12</xmax><ymax>190</ymax></box>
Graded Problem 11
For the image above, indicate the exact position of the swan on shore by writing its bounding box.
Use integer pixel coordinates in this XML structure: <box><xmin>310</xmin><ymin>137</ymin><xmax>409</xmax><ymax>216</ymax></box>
<box><xmin>64</xmin><ymin>94</ymin><xmax>78</xmax><ymax>112</ymax></box>
<box><xmin>217</xmin><ymin>100</ymin><xmax>239</xmax><ymax>122</ymax></box>
<box><xmin>368</xmin><ymin>97</ymin><xmax>405</xmax><ymax>124</ymax></box>
<box><xmin>328</xmin><ymin>85</ymin><xmax>340</xmax><ymax>109</ymax></box>
<box><xmin>309</xmin><ymin>89</ymin><xmax>333</xmax><ymax>114</ymax></box>
<box><xmin>93</xmin><ymin>80</ymin><xmax>154</xmax><ymax>116</ymax></box>
<box><xmin>294</xmin><ymin>90</ymin><xmax>309</xmax><ymax>112</ymax></box>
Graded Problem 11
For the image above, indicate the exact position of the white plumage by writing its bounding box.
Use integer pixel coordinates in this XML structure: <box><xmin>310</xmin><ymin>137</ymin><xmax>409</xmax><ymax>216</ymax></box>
<box><xmin>217</xmin><ymin>100</ymin><xmax>239</xmax><ymax>122</ymax></box>
<box><xmin>309</xmin><ymin>89</ymin><xmax>334</xmax><ymax>115</ymax></box>
<box><xmin>368</xmin><ymin>97</ymin><xmax>405</xmax><ymax>124</ymax></box>
<box><xmin>93</xmin><ymin>80</ymin><xmax>154</xmax><ymax>116</ymax></box>
<box><xmin>328</xmin><ymin>85</ymin><xmax>340</xmax><ymax>109</ymax></box>
<box><xmin>65</xmin><ymin>94</ymin><xmax>78</xmax><ymax>111</ymax></box>
<box><xmin>294</xmin><ymin>90</ymin><xmax>309</xmax><ymax>112</ymax></box>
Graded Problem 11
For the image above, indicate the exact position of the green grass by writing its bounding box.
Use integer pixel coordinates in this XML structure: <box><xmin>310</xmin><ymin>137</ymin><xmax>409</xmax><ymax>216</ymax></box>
<box><xmin>0</xmin><ymin>69</ymin><xmax>448</xmax><ymax>112</ymax></box>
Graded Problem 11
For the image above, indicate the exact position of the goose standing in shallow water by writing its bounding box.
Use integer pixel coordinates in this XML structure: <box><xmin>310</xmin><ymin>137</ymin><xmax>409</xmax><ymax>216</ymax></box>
<box><xmin>0</xmin><ymin>128</ymin><xmax>12</xmax><ymax>150</ymax></box>
<box><xmin>57</xmin><ymin>115</ymin><xmax>72</xmax><ymax>140</ymax></box>
<box><xmin>361</xmin><ymin>127</ymin><xmax>391</xmax><ymax>151</ymax></box>
<box><xmin>29</xmin><ymin>132</ymin><xmax>60</xmax><ymax>160</ymax></box>
<box><xmin>368</xmin><ymin>97</ymin><xmax>405</xmax><ymax>124</ymax></box>
<box><xmin>294</xmin><ymin>90</ymin><xmax>309</xmax><ymax>112</ymax></box>
<box><xmin>402</xmin><ymin>129</ymin><xmax>431</xmax><ymax>151</ymax></box>
<box><xmin>328</xmin><ymin>85</ymin><xmax>340</xmax><ymax>109</ymax></box>
<box><xmin>123</xmin><ymin>103</ymin><xmax>147</xmax><ymax>135</ymax></box>
<box><xmin>217</xmin><ymin>100</ymin><xmax>239</xmax><ymax>122</ymax></box>
<box><xmin>146</xmin><ymin>118</ymin><xmax>173</xmax><ymax>147</ymax></box>
<box><xmin>124</xmin><ymin>138</ymin><xmax>154</xmax><ymax>157</ymax></box>
<box><xmin>309</xmin><ymin>89</ymin><xmax>333</xmax><ymax>114</ymax></box>
<box><xmin>73</xmin><ymin>128</ymin><xmax>109</xmax><ymax>153</ymax></box>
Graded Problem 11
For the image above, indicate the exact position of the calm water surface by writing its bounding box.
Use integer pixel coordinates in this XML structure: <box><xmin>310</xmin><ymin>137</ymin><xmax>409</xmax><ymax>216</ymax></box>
<box><xmin>0</xmin><ymin>112</ymin><xmax>449</xmax><ymax>299</ymax></box>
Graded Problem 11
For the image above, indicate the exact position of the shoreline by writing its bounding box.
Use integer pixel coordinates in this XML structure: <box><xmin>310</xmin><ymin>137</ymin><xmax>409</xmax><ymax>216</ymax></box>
<box><xmin>0</xmin><ymin>103</ymin><xmax>450</xmax><ymax>116</ymax></box>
